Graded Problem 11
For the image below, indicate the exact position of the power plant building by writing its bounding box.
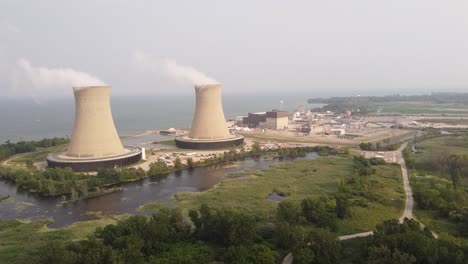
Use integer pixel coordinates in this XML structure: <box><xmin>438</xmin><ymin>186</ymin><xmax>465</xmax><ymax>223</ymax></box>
<box><xmin>175</xmin><ymin>84</ymin><xmax>244</xmax><ymax>149</ymax></box>
<box><xmin>47</xmin><ymin>86</ymin><xmax>141</xmax><ymax>172</ymax></box>
<box><xmin>243</xmin><ymin>110</ymin><xmax>289</xmax><ymax>130</ymax></box>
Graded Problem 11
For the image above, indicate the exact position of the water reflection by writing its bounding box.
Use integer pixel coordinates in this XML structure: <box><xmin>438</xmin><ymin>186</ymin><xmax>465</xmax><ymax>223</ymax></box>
<box><xmin>0</xmin><ymin>153</ymin><xmax>318</xmax><ymax>227</ymax></box>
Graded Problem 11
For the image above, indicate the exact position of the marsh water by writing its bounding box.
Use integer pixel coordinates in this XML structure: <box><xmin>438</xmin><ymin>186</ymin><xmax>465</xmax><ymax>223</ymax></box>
<box><xmin>0</xmin><ymin>153</ymin><xmax>319</xmax><ymax>228</ymax></box>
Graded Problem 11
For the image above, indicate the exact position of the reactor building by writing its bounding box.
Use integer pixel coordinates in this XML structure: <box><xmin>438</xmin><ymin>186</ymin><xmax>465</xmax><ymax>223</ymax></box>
<box><xmin>175</xmin><ymin>84</ymin><xmax>244</xmax><ymax>149</ymax></box>
<box><xmin>47</xmin><ymin>86</ymin><xmax>142</xmax><ymax>172</ymax></box>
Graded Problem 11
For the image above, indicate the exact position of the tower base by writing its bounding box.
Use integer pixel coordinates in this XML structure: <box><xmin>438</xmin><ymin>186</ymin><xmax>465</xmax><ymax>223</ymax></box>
<box><xmin>46</xmin><ymin>147</ymin><xmax>142</xmax><ymax>172</ymax></box>
<box><xmin>175</xmin><ymin>134</ymin><xmax>244</xmax><ymax>149</ymax></box>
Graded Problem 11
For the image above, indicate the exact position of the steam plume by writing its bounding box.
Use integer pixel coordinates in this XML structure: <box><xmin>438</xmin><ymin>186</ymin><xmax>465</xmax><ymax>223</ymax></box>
<box><xmin>131</xmin><ymin>50</ymin><xmax>218</xmax><ymax>86</ymax></box>
<box><xmin>12</xmin><ymin>59</ymin><xmax>106</xmax><ymax>94</ymax></box>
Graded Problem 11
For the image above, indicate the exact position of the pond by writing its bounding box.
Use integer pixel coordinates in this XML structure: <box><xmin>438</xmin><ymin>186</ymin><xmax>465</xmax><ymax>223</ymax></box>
<box><xmin>0</xmin><ymin>153</ymin><xmax>319</xmax><ymax>228</ymax></box>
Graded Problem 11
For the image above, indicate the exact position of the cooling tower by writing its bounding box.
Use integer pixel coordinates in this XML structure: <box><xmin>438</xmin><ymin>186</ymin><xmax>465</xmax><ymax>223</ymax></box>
<box><xmin>67</xmin><ymin>86</ymin><xmax>124</xmax><ymax>158</ymax></box>
<box><xmin>47</xmin><ymin>86</ymin><xmax>141</xmax><ymax>172</ymax></box>
<box><xmin>176</xmin><ymin>84</ymin><xmax>244</xmax><ymax>149</ymax></box>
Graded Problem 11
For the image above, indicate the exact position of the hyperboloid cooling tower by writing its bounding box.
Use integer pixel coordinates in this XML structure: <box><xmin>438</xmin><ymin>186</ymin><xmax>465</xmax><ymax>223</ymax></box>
<box><xmin>47</xmin><ymin>86</ymin><xmax>141</xmax><ymax>172</ymax></box>
<box><xmin>175</xmin><ymin>84</ymin><xmax>244</xmax><ymax>149</ymax></box>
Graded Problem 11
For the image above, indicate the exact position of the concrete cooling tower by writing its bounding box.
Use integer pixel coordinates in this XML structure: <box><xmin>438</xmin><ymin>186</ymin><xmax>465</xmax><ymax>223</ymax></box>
<box><xmin>47</xmin><ymin>86</ymin><xmax>141</xmax><ymax>172</ymax></box>
<box><xmin>175</xmin><ymin>84</ymin><xmax>244</xmax><ymax>149</ymax></box>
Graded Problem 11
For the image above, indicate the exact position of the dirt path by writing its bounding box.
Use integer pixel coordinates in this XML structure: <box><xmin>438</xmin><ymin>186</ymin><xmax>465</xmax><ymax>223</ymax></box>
<box><xmin>397</xmin><ymin>143</ymin><xmax>413</xmax><ymax>222</ymax></box>
<box><xmin>1</xmin><ymin>154</ymin><xmax>24</xmax><ymax>166</ymax></box>
<box><xmin>338</xmin><ymin>142</ymin><xmax>413</xmax><ymax>240</ymax></box>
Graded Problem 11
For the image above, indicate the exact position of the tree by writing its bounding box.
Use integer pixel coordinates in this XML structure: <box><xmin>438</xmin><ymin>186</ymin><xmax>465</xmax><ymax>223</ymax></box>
<box><xmin>447</xmin><ymin>155</ymin><xmax>464</xmax><ymax>189</ymax></box>
<box><xmin>276</xmin><ymin>200</ymin><xmax>302</xmax><ymax>224</ymax></box>
<box><xmin>186</xmin><ymin>158</ymin><xmax>194</xmax><ymax>169</ymax></box>
<box><xmin>367</xmin><ymin>246</ymin><xmax>416</xmax><ymax>264</ymax></box>
<box><xmin>224</xmin><ymin>244</ymin><xmax>277</xmax><ymax>264</ymax></box>
<box><xmin>190</xmin><ymin>204</ymin><xmax>256</xmax><ymax>246</ymax></box>
<box><xmin>301</xmin><ymin>197</ymin><xmax>337</xmax><ymax>230</ymax></box>
<box><xmin>251</xmin><ymin>142</ymin><xmax>261</xmax><ymax>154</ymax></box>
<box><xmin>174</xmin><ymin>157</ymin><xmax>183</xmax><ymax>170</ymax></box>
<box><xmin>335</xmin><ymin>193</ymin><xmax>351</xmax><ymax>218</ymax></box>
<box><xmin>39</xmin><ymin>241</ymin><xmax>76</xmax><ymax>264</ymax></box>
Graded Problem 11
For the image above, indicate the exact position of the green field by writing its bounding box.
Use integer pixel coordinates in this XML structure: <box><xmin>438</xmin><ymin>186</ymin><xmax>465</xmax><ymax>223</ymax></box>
<box><xmin>416</xmin><ymin>119</ymin><xmax>468</xmax><ymax>125</ymax></box>
<box><xmin>0</xmin><ymin>153</ymin><xmax>408</xmax><ymax>262</ymax></box>
<box><xmin>414</xmin><ymin>135</ymin><xmax>468</xmax><ymax>158</ymax></box>
<box><xmin>377</xmin><ymin>101</ymin><xmax>468</xmax><ymax>114</ymax></box>
<box><xmin>143</xmin><ymin>156</ymin><xmax>405</xmax><ymax>235</ymax></box>
<box><xmin>0</xmin><ymin>215</ymin><xmax>124</xmax><ymax>264</ymax></box>
<box><xmin>8</xmin><ymin>144</ymin><xmax>67</xmax><ymax>165</ymax></box>
<box><xmin>157</xmin><ymin>139</ymin><xmax>176</xmax><ymax>146</ymax></box>
<box><xmin>408</xmin><ymin>134</ymin><xmax>468</xmax><ymax>239</ymax></box>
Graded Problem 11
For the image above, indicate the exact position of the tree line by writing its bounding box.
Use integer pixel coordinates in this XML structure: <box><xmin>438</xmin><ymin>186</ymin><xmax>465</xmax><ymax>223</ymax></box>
<box><xmin>15</xmin><ymin>150</ymin><xmax>468</xmax><ymax>263</ymax></box>
<box><xmin>0</xmin><ymin>137</ymin><xmax>69</xmax><ymax>160</ymax></box>
<box><xmin>359</xmin><ymin>142</ymin><xmax>398</xmax><ymax>151</ymax></box>
<box><xmin>0</xmin><ymin>145</ymin><xmax>336</xmax><ymax>199</ymax></box>
<box><xmin>37</xmin><ymin>205</ymin><xmax>468</xmax><ymax>264</ymax></box>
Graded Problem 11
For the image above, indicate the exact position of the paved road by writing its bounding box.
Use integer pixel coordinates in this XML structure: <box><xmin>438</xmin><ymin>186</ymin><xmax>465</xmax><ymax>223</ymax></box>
<box><xmin>338</xmin><ymin>142</ymin><xmax>413</xmax><ymax>241</ymax></box>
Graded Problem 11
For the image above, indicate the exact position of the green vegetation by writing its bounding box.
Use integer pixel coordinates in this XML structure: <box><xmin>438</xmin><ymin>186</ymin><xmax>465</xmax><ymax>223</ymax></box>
<box><xmin>0</xmin><ymin>166</ymin><xmax>147</xmax><ymax>198</ymax></box>
<box><xmin>341</xmin><ymin>219</ymin><xmax>468</xmax><ymax>264</ymax></box>
<box><xmin>404</xmin><ymin>134</ymin><xmax>468</xmax><ymax>239</ymax></box>
<box><xmin>379</xmin><ymin>102</ymin><xmax>468</xmax><ymax>114</ymax></box>
<box><xmin>10</xmin><ymin>144</ymin><xmax>67</xmax><ymax>165</ymax></box>
<box><xmin>0</xmin><ymin>194</ymin><xmax>10</xmax><ymax>203</ymax></box>
<box><xmin>4</xmin><ymin>205</ymin><xmax>465</xmax><ymax>264</ymax></box>
<box><xmin>0</xmin><ymin>138</ymin><xmax>69</xmax><ymax>161</ymax></box>
<box><xmin>359</xmin><ymin>142</ymin><xmax>398</xmax><ymax>151</ymax></box>
<box><xmin>308</xmin><ymin>92</ymin><xmax>468</xmax><ymax>114</ymax></box>
<box><xmin>416</xmin><ymin>119</ymin><xmax>468</xmax><ymax>125</ymax></box>
<box><xmin>32</xmin><ymin>206</ymin><xmax>280</xmax><ymax>264</ymax></box>
<box><xmin>174</xmin><ymin>157</ymin><xmax>348</xmax><ymax>222</ymax></box>
<box><xmin>157</xmin><ymin>139</ymin><xmax>176</xmax><ymax>146</ymax></box>
<box><xmin>0</xmin><ymin>146</ymin><xmax>329</xmax><ymax>199</ymax></box>
<box><xmin>3</xmin><ymin>142</ymin><xmax>468</xmax><ymax>263</ymax></box>
<box><xmin>167</xmin><ymin>154</ymin><xmax>404</xmax><ymax>235</ymax></box>
<box><xmin>0</xmin><ymin>217</ymin><xmax>121</xmax><ymax>264</ymax></box>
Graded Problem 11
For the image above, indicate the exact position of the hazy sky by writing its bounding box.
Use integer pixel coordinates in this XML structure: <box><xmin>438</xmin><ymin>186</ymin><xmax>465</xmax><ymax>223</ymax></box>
<box><xmin>0</xmin><ymin>0</ymin><xmax>467</xmax><ymax>98</ymax></box>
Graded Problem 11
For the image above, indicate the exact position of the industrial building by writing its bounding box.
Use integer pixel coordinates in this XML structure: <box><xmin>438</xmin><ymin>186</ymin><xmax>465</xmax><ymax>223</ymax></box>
<box><xmin>175</xmin><ymin>84</ymin><xmax>244</xmax><ymax>149</ymax></box>
<box><xmin>47</xmin><ymin>86</ymin><xmax>141</xmax><ymax>172</ymax></box>
<box><xmin>242</xmin><ymin>110</ymin><xmax>289</xmax><ymax>130</ymax></box>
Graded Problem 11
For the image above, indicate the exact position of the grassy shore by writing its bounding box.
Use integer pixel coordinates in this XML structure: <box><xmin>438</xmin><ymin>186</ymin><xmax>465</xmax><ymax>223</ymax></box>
<box><xmin>7</xmin><ymin>144</ymin><xmax>67</xmax><ymax>165</ymax></box>
<box><xmin>143</xmin><ymin>155</ymin><xmax>404</xmax><ymax>235</ymax></box>
<box><xmin>1</xmin><ymin>152</ymin><xmax>407</xmax><ymax>262</ymax></box>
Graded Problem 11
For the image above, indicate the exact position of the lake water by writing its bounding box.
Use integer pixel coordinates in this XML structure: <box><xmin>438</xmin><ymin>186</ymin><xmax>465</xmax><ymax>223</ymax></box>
<box><xmin>0</xmin><ymin>153</ymin><xmax>319</xmax><ymax>227</ymax></box>
<box><xmin>0</xmin><ymin>94</ymin><xmax>323</xmax><ymax>143</ymax></box>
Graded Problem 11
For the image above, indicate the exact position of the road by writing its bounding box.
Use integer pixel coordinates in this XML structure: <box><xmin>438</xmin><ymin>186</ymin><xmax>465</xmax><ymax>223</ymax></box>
<box><xmin>283</xmin><ymin>143</ymin><xmax>415</xmax><ymax>263</ymax></box>
<box><xmin>338</xmin><ymin>142</ymin><xmax>413</xmax><ymax>240</ymax></box>
<box><xmin>397</xmin><ymin>142</ymin><xmax>413</xmax><ymax>222</ymax></box>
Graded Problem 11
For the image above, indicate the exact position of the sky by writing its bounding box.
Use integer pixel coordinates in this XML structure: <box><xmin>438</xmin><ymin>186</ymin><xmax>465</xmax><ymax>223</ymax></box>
<box><xmin>0</xmin><ymin>0</ymin><xmax>467</xmax><ymax>98</ymax></box>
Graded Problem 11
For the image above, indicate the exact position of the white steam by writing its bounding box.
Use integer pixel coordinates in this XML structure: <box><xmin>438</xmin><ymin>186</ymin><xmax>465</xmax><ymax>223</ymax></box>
<box><xmin>131</xmin><ymin>50</ymin><xmax>218</xmax><ymax>86</ymax></box>
<box><xmin>164</xmin><ymin>59</ymin><xmax>218</xmax><ymax>85</ymax></box>
<box><xmin>12</xmin><ymin>58</ymin><xmax>106</xmax><ymax>95</ymax></box>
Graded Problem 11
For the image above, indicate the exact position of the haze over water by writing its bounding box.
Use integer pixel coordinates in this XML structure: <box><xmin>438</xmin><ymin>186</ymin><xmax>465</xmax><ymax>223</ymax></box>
<box><xmin>0</xmin><ymin>93</ymin><xmax>320</xmax><ymax>143</ymax></box>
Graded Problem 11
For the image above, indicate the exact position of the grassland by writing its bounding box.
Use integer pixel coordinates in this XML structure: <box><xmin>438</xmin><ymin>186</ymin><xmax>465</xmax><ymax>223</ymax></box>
<box><xmin>414</xmin><ymin>135</ymin><xmax>468</xmax><ymax>157</ymax></box>
<box><xmin>157</xmin><ymin>139</ymin><xmax>176</xmax><ymax>146</ymax></box>
<box><xmin>0</xmin><ymin>215</ymin><xmax>124</xmax><ymax>264</ymax></box>
<box><xmin>175</xmin><ymin>158</ymin><xmax>349</xmax><ymax>220</ymax></box>
<box><xmin>7</xmin><ymin>144</ymin><xmax>67</xmax><ymax>165</ymax></box>
<box><xmin>416</xmin><ymin>119</ymin><xmax>468</xmax><ymax>125</ymax></box>
<box><xmin>143</xmin><ymin>155</ymin><xmax>405</xmax><ymax>235</ymax></box>
<box><xmin>377</xmin><ymin>101</ymin><xmax>468</xmax><ymax>114</ymax></box>
<box><xmin>0</xmin><ymin>153</ymin><xmax>407</xmax><ymax>263</ymax></box>
<box><xmin>409</xmin><ymin>134</ymin><xmax>468</xmax><ymax>238</ymax></box>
